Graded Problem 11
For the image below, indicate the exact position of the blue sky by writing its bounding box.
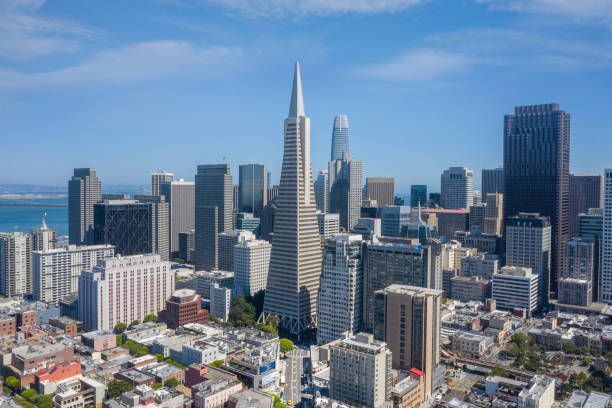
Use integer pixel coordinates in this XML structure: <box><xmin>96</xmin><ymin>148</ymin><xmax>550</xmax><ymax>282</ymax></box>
<box><xmin>2</xmin><ymin>0</ymin><xmax>612</xmax><ymax>193</ymax></box>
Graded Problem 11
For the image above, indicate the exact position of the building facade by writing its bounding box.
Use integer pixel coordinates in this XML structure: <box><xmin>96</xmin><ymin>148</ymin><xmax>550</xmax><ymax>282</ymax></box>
<box><xmin>0</xmin><ymin>232</ymin><xmax>31</xmax><ymax>297</ymax></box>
<box><xmin>381</xmin><ymin>206</ymin><xmax>411</xmax><ymax>237</ymax></box>
<box><xmin>329</xmin><ymin>158</ymin><xmax>363</xmax><ymax>230</ymax></box>
<box><xmin>68</xmin><ymin>168</ymin><xmax>101</xmax><ymax>245</ymax></box>
<box><xmin>481</xmin><ymin>168</ymin><xmax>504</xmax><ymax>198</ymax></box>
<box><xmin>484</xmin><ymin>193</ymin><xmax>504</xmax><ymax>236</ymax></box>
<box><xmin>602</xmin><ymin>169</ymin><xmax>612</xmax><ymax>304</ymax></box>
<box><xmin>218</xmin><ymin>230</ymin><xmax>256</xmax><ymax>272</ymax></box>
<box><xmin>30</xmin><ymin>217</ymin><xmax>57</xmax><ymax>251</ymax></box>
<box><xmin>160</xmin><ymin>179</ymin><xmax>195</xmax><ymax>254</ymax></box>
<box><xmin>316</xmin><ymin>213</ymin><xmax>340</xmax><ymax>239</ymax></box>
<box><xmin>94</xmin><ymin>200</ymin><xmax>151</xmax><ymax>256</ymax></box>
<box><xmin>366</xmin><ymin>178</ymin><xmax>395</xmax><ymax>208</ymax></box>
<box><xmin>440</xmin><ymin>167</ymin><xmax>474</xmax><ymax>210</ymax></box>
<box><xmin>314</xmin><ymin>170</ymin><xmax>329</xmax><ymax>213</ymax></box>
<box><xmin>492</xmin><ymin>266</ymin><xmax>539</xmax><ymax>317</ymax></box>
<box><xmin>158</xmin><ymin>288</ymin><xmax>209</xmax><ymax>329</ymax></box>
<box><xmin>234</xmin><ymin>239</ymin><xmax>271</xmax><ymax>296</ymax></box>
<box><xmin>239</xmin><ymin>164</ymin><xmax>268</xmax><ymax>218</ymax></box>
<box><xmin>410</xmin><ymin>185</ymin><xmax>427</xmax><ymax>208</ymax></box>
<box><xmin>151</xmin><ymin>171</ymin><xmax>174</xmax><ymax>196</ymax></box>
<box><xmin>135</xmin><ymin>194</ymin><xmax>170</xmax><ymax>261</ymax></box>
<box><xmin>569</xmin><ymin>174</ymin><xmax>602</xmax><ymax>238</ymax></box>
<box><xmin>210</xmin><ymin>283</ymin><xmax>232</xmax><ymax>321</ymax></box>
<box><xmin>330</xmin><ymin>114</ymin><xmax>350</xmax><ymax>161</ymax></box>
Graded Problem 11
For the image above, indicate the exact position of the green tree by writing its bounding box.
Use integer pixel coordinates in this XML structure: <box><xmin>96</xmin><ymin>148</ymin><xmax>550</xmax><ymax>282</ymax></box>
<box><xmin>605</xmin><ymin>351</ymin><xmax>612</xmax><ymax>365</ymax></box>
<box><xmin>155</xmin><ymin>354</ymin><xmax>164</xmax><ymax>362</ymax></box>
<box><xmin>583</xmin><ymin>358</ymin><xmax>593</xmax><ymax>367</ymax></box>
<box><xmin>151</xmin><ymin>383</ymin><xmax>162</xmax><ymax>389</ymax></box>
<box><xmin>113</xmin><ymin>322</ymin><xmax>127</xmax><ymax>333</ymax></box>
<box><xmin>279</xmin><ymin>338</ymin><xmax>294</xmax><ymax>354</ymax></box>
<box><xmin>34</xmin><ymin>394</ymin><xmax>53</xmax><ymax>408</ymax></box>
<box><xmin>107</xmin><ymin>379</ymin><xmax>134</xmax><ymax>398</ymax></box>
<box><xmin>5</xmin><ymin>375</ymin><xmax>20</xmax><ymax>392</ymax></box>
<box><xmin>490</xmin><ymin>366</ymin><xmax>509</xmax><ymax>377</ymax></box>
<box><xmin>229</xmin><ymin>295</ymin><xmax>256</xmax><ymax>327</ymax></box>
<box><xmin>143</xmin><ymin>314</ymin><xmax>158</xmax><ymax>323</ymax></box>
<box><xmin>116</xmin><ymin>334</ymin><xmax>123</xmax><ymax>346</ymax></box>
<box><xmin>259</xmin><ymin>325</ymin><xmax>277</xmax><ymax>335</ymax></box>
<box><xmin>21</xmin><ymin>389</ymin><xmax>37</xmax><ymax>401</ymax></box>
<box><xmin>129</xmin><ymin>320</ymin><xmax>140</xmax><ymax>328</ymax></box>
<box><xmin>164</xmin><ymin>378</ymin><xmax>179</xmax><ymax>388</ymax></box>
<box><xmin>210</xmin><ymin>360</ymin><xmax>224</xmax><ymax>368</ymax></box>
<box><xmin>266</xmin><ymin>314</ymin><xmax>280</xmax><ymax>330</ymax></box>
<box><xmin>173</xmin><ymin>257</ymin><xmax>185</xmax><ymax>264</ymax></box>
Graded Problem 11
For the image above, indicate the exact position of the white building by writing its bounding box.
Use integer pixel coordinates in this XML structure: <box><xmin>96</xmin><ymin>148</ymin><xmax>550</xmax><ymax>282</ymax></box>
<box><xmin>77</xmin><ymin>254</ymin><xmax>174</xmax><ymax>331</ymax></box>
<box><xmin>440</xmin><ymin>167</ymin><xmax>474</xmax><ymax>210</ymax></box>
<box><xmin>151</xmin><ymin>171</ymin><xmax>174</xmax><ymax>196</ymax></box>
<box><xmin>518</xmin><ymin>375</ymin><xmax>555</xmax><ymax>408</ymax></box>
<box><xmin>196</xmin><ymin>270</ymin><xmax>234</xmax><ymax>299</ymax></box>
<box><xmin>492</xmin><ymin>266</ymin><xmax>539</xmax><ymax>317</ymax></box>
<box><xmin>32</xmin><ymin>244</ymin><xmax>115</xmax><ymax>304</ymax></box>
<box><xmin>210</xmin><ymin>283</ymin><xmax>232</xmax><ymax>321</ymax></box>
<box><xmin>452</xmin><ymin>332</ymin><xmax>493</xmax><ymax>359</ymax></box>
<box><xmin>317</xmin><ymin>234</ymin><xmax>363</xmax><ymax>344</ymax></box>
<box><xmin>602</xmin><ymin>169</ymin><xmax>612</xmax><ymax>304</ymax></box>
<box><xmin>218</xmin><ymin>230</ymin><xmax>255</xmax><ymax>271</ymax></box>
<box><xmin>461</xmin><ymin>254</ymin><xmax>499</xmax><ymax>279</ymax></box>
<box><xmin>234</xmin><ymin>239</ymin><xmax>271</xmax><ymax>296</ymax></box>
<box><xmin>160</xmin><ymin>179</ymin><xmax>194</xmax><ymax>254</ymax></box>
<box><xmin>30</xmin><ymin>216</ymin><xmax>57</xmax><ymax>251</ymax></box>
<box><xmin>0</xmin><ymin>232</ymin><xmax>31</xmax><ymax>297</ymax></box>
<box><xmin>317</xmin><ymin>213</ymin><xmax>340</xmax><ymax>238</ymax></box>
<box><xmin>182</xmin><ymin>340</ymin><xmax>226</xmax><ymax>366</ymax></box>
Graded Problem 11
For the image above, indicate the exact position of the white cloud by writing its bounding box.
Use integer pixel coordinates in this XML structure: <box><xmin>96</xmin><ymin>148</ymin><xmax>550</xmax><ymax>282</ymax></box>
<box><xmin>477</xmin><ymin>0</ymin><xmax>612</xmax><ymax>25</ymax></box>
<box><xmin>0</xmin><ymin>40</ymin><xmax>242</xmax><ymax>90</ymax></box>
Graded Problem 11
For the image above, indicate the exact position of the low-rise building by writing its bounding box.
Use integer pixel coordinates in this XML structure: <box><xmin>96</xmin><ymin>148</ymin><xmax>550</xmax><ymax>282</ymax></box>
<box><xmin>141</xmin><ymin>362</ymin><xmax>185</xmax><ymax>385</ymax></box>
<box><xmin>81</xmin><ymin>330</ymin><xmax>116</xmax><ymax>351</ymax></box>
<box><xmin>192</xmin><ymin>378</ymin><xmax>243</xmax><ymax>408</ymax></box>
<box><xmin>115</xmin><ymin>369</ymin><xmax>156</xmax><ymax>387</ymax></box>
<box><xmin>451</xmin><ymin>332</ymin><xmax>493</xmax><ymax>359</ymax></box>
<box><xmin>517</xmin><ymin>375</ymin><xmax>555</xmax><ymax>408</ymax></box>
<box><xmin>450</xmin><ymin>276</ymin><xmax>491</xmax><ymax>302</ymax></box>
<box><xmin>159</xmin><ymin>289</ymin><xmax>209</xmax><ymax>329</ymax></box>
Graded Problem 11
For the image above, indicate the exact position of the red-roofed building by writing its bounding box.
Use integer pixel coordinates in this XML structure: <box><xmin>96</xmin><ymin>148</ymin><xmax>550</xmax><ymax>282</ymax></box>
<box><xmin>35</xmin><ymin>360</ymin><xmax>81</xmax><ymax>394</ymax></box>
<box><xmin>409</xmin><ymin>367</ymin><xmax>424</xmax><ymax>377</ymax></box>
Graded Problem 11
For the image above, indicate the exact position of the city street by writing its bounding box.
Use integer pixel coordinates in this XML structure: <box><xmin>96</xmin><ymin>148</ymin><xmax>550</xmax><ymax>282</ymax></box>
<box><xmin>284</xmin><ymin>352</ymin><xmax>304</xmax><ymax>406</ymax></box>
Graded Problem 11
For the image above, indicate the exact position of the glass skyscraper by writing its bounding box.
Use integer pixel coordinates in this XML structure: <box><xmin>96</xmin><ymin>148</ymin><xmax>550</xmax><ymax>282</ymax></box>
<box><xmin>410</xmin><ymin>185</ymin><xmax>427</xmax><ymax>207</ymax></box>
<box><xmin>331</xmin><ymin>114</ymin><xmax>350</xmax><ymax>161</ymax></box>
<box><xmin>239</xmin><ymin>164</ymin><xmax>268</xmax><ymax>218</ymax></box>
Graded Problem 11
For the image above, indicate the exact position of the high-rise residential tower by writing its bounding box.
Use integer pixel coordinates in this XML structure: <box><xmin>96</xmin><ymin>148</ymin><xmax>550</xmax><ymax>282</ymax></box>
<box><xmin>579</xmin><ymin>208</ymin><xmax>603</xmax><ymax>302</ymax></box>
<box><xmin>160</xmin><ymin>179</ymin><xmax>195</xmax><ymax>255</ymax></box>
<box><xmin>195</xmin><ymin>164</ymin><xmax>233</xmax><ymax>271</ymax></box>
<box><xmin>330</xmin><ymin>115</ymin><xmax>350</xmax><ymax>161</ymax></box>
<box><xmin>481</xmin><ymin>167</ymin><xmax>504</xmax><ymax>198</ymax></box>
<box><xmin>602</xmin><ymin>169</ymin><xmax>612</xmax><ymax>304</ymax></box>
<box><xmin>410</xmin><ymin>185</ymin><xmax>427</xmax><ymax>208</ymax></box>
<box><xmin>261</xmin><ymin>62</ymin><xmax>322</xmax><ymax>334</ymax></box>
<box><xmin>234</xmin><ymin>239</ymin><xmax>271</xmax><ymax>296</ymax></box>
<box><xmin>329</xmin><ymin>158</ymin><xmax>363</xmax><ymax>230</ymax></box>
<box><xmin>569</xmin><ymin>174</ymin><xmax>602</xmax><ymax>238</ymax></box>
<box><xmin>366</xmin><ymin>178</ymin><xmax>394</xmax><ymax>208</ymax></box>
<box><xmin>30</xmin><ymin>215</ymin><xmax>57</xmax><ymax>251</ymax></box>
<box><xmin>151</xmin><ymin>171</ymin><xmax>174</xmax><ymax>196</ymax></box>
<box><xmin>239</xmin><ymin>164</ymin><xmax>268</xmax><ymax>218</ymax></box>
<box><xmin>504</xmin><ymin>104</ymin><xmax>570</xmax><ymax>297</ymax></box>
<box><xmin>69</xmin><ymin>168</ymin><xmax>102</xmax><ymax>245</ymax></box>
<box><xmin>440</xmin><ymin>167</ymin><xmax>474</xmax><ymax>210</ymax></box>
<box><xmin>0</xmin><ymin>232</ymin><xmax>31</xmax><ymax>297</ymax></box>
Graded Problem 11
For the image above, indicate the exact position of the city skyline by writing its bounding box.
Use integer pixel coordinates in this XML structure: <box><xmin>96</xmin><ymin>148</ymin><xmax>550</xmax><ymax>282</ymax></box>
<box><xmin>2</xmin><ymin>1</ymin><xmax>612</xmax><ymax>191</ymax></box>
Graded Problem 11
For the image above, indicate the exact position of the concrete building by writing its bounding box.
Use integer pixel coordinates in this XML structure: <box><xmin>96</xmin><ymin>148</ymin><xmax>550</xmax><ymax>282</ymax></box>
<box><xmin>151</xmin><ymin>171</ymin><xmax>174</xmax><ymax>196</ymax></box>
<box><xmin>196</xmin><ymin>270</ymin><xmax>234</xmax><ymax>299</ymax></box>
<box><xmin>329</xmin><ymin>158</ymin><xmax>363</xmax><ymax>230</ymax></box>
<box><xmin>518</xmin><ymin>375</ymin><xmax>555</xmax><ymax>408</ymax></box>
<box><xmin>373</xmin><ymin>284</ymin><xmax>443</xmax><ymax>399</ymax></box>
<box><xmin>317</xmin><ymin>212</ymin><xmax>340</xmax><ymax>239</ymax></box>
<box><xmin>30</xmin><ymin>216</ymin><xmax>57</xmax><ymax>251</ymax></box>
<box><xmin>452</xmin><ymin>332</ymin><xmax>492</xmax><ymax>359</ymax></box>
<box><xmin>410</xmin><ymin>185</ymin><xmax>427</xmax><ymax>208</ymax></box>
<box><xmin>234</xmin><ymin>239</ymin><xmax>271</xmax><ymax>296</ymax></box>
<box><xmin>195</xmin><ymin>164</ymin><xmax>233</xmax><ymax>271</ymax></box>
<box><xmin>560</xmin><ymin>238</ymin><xmax>595</xmax><ymax>306</ymax></box>
<box><xmin>558</xmin><ymin>279</ymin><xmax>591</xmax><ymax>307</ymax></box>
<box><xmin>366</xmin><ymin>178</ymin><xmax>395</xmax><ymax>208</ymax></box>
<box><xmin>422</xmin><ymin>208</ymin><xmax>469</xmax><ymax>241</ymax></box>
<box><xmin>239</xmin><ymin>164</ymin><xmax>268</xmax><ymax>218</ymax></box>
<box><xmin>317</xmin><ymin>234</ymin><xmax>363</xmax><ymax>344</ymax></box>
<box><xmin>468</xmin><ymin>204</ymin><xmax>486</xmax><ymax>232</ymax></box>
<box><xmin>158</xmin><ymin>288</ymin><xmax>208</xmax><ymax>329</ymax></box>
<box><xmin>450</xmin><ymin>276</ymin><xmax>491</xmax><ymax>302</ymax></box>
<box><xmin>261</xmin><ymin>63</ymin><xmax>323</xmax><ymax>334</ymax></box>
<box><xmin>0</xmin><ymin>232</ymin><xmax>31</xmax><ymax>297</ymax></box>
<box><xmin>160</xmin><ymin>179</ymin><xmax>195</xmax><ymax>254</ymax></box>
<box><xmin>506</xmin><ymin>213</ymin><xmax>551</xmax><ymax>305</ymax></box>
<box><xmin>218</xmin><ymin>230</ymin><xmax>256</xmax><ymax>272</ymax></box>
<box><xmin>314</xmin><ymin>170</ymin><xmax>329</xmax><ymax>213</ymax></box>
<box><xmin>178</xmin><ymin>229</ymin><xmax>195</xmax><ymax>263</ymax></box>
<box><xmin>569</xmin><ymin>174</ymin><xmax>602</xmax><ymax>238</ymax></box>
<box><xmin>492</xmin><ymin>266</ymin><xmax>539</xmax><ymax>317</ymax></box>
<box><xmin>68</xmin><ymin>168</ymin><xmax>101</xmax><ymax>245</ymax></box>
<box><xmin>482</xmin><ymin>167</ymin><xmax>504</xmax><ymax>198</ymax></box>
<box><xmin>329</xmin><ymin>333</ymin><xmax>392</xmax><ymax>408</ymax></box>
<box><xmin>603</xmin><ymin>169</ymin><xmax>612</xmax><ymax>304</ymax></box>
<box><xmin>78</xmin><ymin>254</ymin><xmax>174</xmax><ymax>331</ymax></box>
<box><xmin>460</xmin><ymin>254</ymin><xmax>499</xmax><ymax>279</ymax></box>
<box><xmin>135</xmin><ymin>194</ymin><xmax>170</xmax><ymax>261</ymax></box>
<box><xmin>210</xmin><ymin>283</ymin><xmax>232</xmax><ymax>321</ymax></box>
<box><xmin>32</xmin><ymin>244</ymin><xmax>115</xmax><ymax>304</ymax></box>
<box><xmin>351</xmin><ymin>217</ymin><xmax>381</xmax><ymax>241</ymax></box>
<box><xmin>381</xmin><ymin>206</ymin><xmax>411</xmax><ymax>237</ymax></box>
<box><xmin>484</xmin><ymin>193</ymin><xmax>504</xmax><ymax>236</ymax></box>
<box><xmin>441</xmin><ymin>167</ymin><xmax>474</xmax><ymax>210</ymax></box>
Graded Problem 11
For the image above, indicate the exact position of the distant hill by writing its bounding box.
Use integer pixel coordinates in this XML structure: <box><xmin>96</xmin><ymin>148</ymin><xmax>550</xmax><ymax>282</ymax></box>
<box><xmin>0</xmin><ymin>184</ymin><xmax>149</xmax><ymax>196</ymax></box>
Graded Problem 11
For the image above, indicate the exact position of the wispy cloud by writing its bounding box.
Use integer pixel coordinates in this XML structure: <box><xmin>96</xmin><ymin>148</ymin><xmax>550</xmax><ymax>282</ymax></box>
<box><xmin>0</xmin><ymin>40</ymin><xmax>242</xmax><ymax>90</ymax></box>
<box><xmin>0</xmin><ymin>0</ymin><xmax>94</xmax><ymax>60</ymax></box>
<box><xmin>476</xmin><ymin>0</ymin><xmax>612</xmax><ymax>25</ymax></box>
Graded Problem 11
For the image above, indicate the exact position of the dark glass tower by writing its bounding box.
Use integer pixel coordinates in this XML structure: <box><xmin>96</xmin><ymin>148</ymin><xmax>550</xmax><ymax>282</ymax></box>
<box><xmin>239</xmin><ymin>164</ymin><xmax>268</xmax><ymax>218</ymax></box>
<box><xmin>503</xmin><ymin>104</ymin><xmax>570</xmax><ymax>298</ymax></box>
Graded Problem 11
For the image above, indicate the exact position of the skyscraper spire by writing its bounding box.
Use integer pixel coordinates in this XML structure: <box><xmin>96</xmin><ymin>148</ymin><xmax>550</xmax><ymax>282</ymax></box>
<box><xmin>288</xmin><ymin>61</ymin><xmax>305</xmax><ymax>118</ymax></box>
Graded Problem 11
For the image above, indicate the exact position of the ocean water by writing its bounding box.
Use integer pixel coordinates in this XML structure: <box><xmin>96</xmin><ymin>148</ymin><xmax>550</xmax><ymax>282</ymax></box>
<box><xmin>0</xmin><ymin>198</ymin><xmax>68</xmax><ymax>235</ymax></box>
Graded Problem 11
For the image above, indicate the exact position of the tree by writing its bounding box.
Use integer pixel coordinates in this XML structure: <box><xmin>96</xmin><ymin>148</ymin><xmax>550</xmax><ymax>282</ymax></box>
<box><xmin>490</xmin><ymin>366</ymin><xmax>509</xmax><ymax>378</ymax></box>
<box><xmin>21</xmin><ymin>389</ymin><xmax>37</xmax><ymax>401</ymax></box>
<box><xmin>606</xmin><ymin>351</ymin><xmax>612</xmax><ymax>365</ymax></box>
<box><xmin>279</xmin><ymin>338</ymin><xmax>294</xmax><ymax>354</ymax></box>
<box><xmin>34</xmin><ymin>394</ymin><xmax>53</xmax><ymax>408</ymax></box>
<box><xmin>259</xmin><ymin>325</ymin><xmax>277</xmax><ymax>335</ymax></box>
<box><xmin>107</xmin><ymin>379</ymin><xmax>134</xmax><ymax>398</ymax></box>
<box><xmin>164</xmin><ymin>378</ymin><xmax>179</xmax><ymax>388</ymax></box>
<box><xmin>210</xmin><ymin>360</ymin><xmax>224</xmax><ymax>368</ymax></box>
<box><xmin>143</xmin><ymin>314</ymin><xmax>158</xmax><ymax>323</ymax></box>
<box><xmin>129</xmin><ymin>320</ymin><xmax>140</xmax><ymax>328</ymax></box>
<box><xmin>266</xmin><ymin>314</ymin><xmax>280</xmax><ymax>330</ymax></box>
<box><xmin>583</xmin><ymin>358</ymin><xmax>593</xmax><ymax>367</ymax></box>
<box><xmin>229</xmin><ymin>295</ymin><xmax>256</xmax><ymax>327</ymax></box>
<box><xmin>5</xmin><ymin>375</ymin><xmax>20</xmax><ymax>392</ymax></box>
<box><xmin>151</xmin><ymin>383</ymin><xmax>162</xmax><ymax>389</ymax></box>
<box><xmin>155</xmin><ymin>354</ymin><xmax>164</xmax><ymax>362</ymax></box>
<box><xmin>116</xmin><ymin>335</ymin><xmax>123</xmax><ymax>346</ymax></box>
<box><xmin>173</xmin><ymin>257</ymin><xmax>185</xmax><ymax>264</ymax></box>
<box><xmin>114</xmin><ymin>323</ymin><xmax>127</xmax><ymax>333</ymax></box>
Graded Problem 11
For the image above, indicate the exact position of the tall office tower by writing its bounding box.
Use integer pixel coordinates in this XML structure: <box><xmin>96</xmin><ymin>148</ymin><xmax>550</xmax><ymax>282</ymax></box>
<box><xmin>363</xmin><ymin>239</ymin><xmax>442</xmax><ymax>330</ymax></box>
<box><xmin>32</xmin><ymin>244</ymin><xmax>115</xmax><ymax>304</ymax></box>
<box><xmin>381</xmin><ymin>206</ymin><xmax>411</xmax><ymax>237</ymax></box>
<box><xmin>78</xmin><ymin>254</ymin><xmax>174</xmax><ymax>331</ymax></box>
<box><xmin>410</xmin><ymin>185</ymin><xmax>427</xmax><ymax>207</ymax></box>
<box><xmin>366</xmin><ymin>178</ymin><xmax>395</xmax><ymax>208</ymax></box>
<box><xmin>135</xmin><ymin>195</ymin><xmax>170</xmax><ymax>261</ymax></box>
<box><xmin>314</xmin><ymin>170</ymin><xmax>329</xmax><ymax>213</ymax></box>
<box><xmin>233</xmin><ymin>185</ymin><xmax>239</xmax><ymax>213</ymax></box>
<box><xmin>481</xmin><ymin>167</ymin><xmax>504</xmax><ymax>198</ymax></box>
<box><xmin>330</xmin><ymin>114</ymin><xmax>350</xmax><ymax>161</ymax></box>
<box><xmin>329</xmin><ymin>158</ymin><xmax>363</xmax><ymax>230</ymax></box>
<box><xmin>160</xmin><ymin>179</ymin><xmax>195</xmax><ymax>255</ymax></box>
<box><xmin>317</xmin><ymin>213</ymin><xmax>340</xmax><ymax>241</ymax></box>
<box><xmin>484</xmin><ymin>193</ymin><xmax>504</xmax><ymax>236</ymax></box>
<box><xmin>492</xmin><ymin>266</ymin><xmax>539</xmax><ymax>317</ymax></box>
<box><xmin>260</xmin><ymin>199</ymin><xmax>278</xmax><ymax>242</ymax></box>
<box><xmin>428</xmin><ymin>193</ymin><xmax>441</xmax><ymax>207</ymax></box>
<box><xmin>268</xmin><ymin>185</ymin><xmax>279</xmax><ymax>202</ymax></box>
<box><xmin>210</xmin><ymin>283</ymin><xmax>232</xmax><ymax>321</ymax></box>
<box><xmin>569</xmin><ymin>174</ymin><xmax>602</xmax><ymax>237</ymax></box>
<box><xmin>234</xmin><ymin>239</ymin><xmax>271</xmax><ymax>296</ymax></box>
<box><xmin>30</xmin><ymin>215</ymin><xmax>57</xmax><ymax>251</ymax></box>
<box><xmin>178</xmin><ymin>230</ymin><xmax>195</xmax><ymax>263</ymax></box>
<box><xmin>504</xmin><ymin>104</ymin><xmax>570</xmax><ymax>297</ymax></box>
<box><xmin>218</xmin><ymin>230</ymin><xmax>255</xmax><ymax>271</ymax></box>
<box><xmin>68</xmin><ymin>168</ymin><xmax>101</xmax><ymax>245</ymax></box>
<box><xmin>239</xmin><ymin>164</ymin><xmax>268</xmax><ymax>218</ymax></box>
<box><xmin>559</xmin><ymin>238</ymin><xmax>595</xmax><ymax>306</ymax></box>
<box><xmin>373</xmin><ymin>285</ymin><xmax>443</xmax><ymax>399</ymax></box>
<box><xmin>440</xmin><ymin>167</ymin><xmax>474</xmax><ymax>210</ymax></box>
<box><xmin>461</xmin><ymin>254</ymin><xmax>500</xmax><ymax>279</ymax></box>
<box><xmin>261</xmin><ymin>62</ymin><xmax>322</xmax><ymax>334</ymax></box>
<box><xmin>0</xmin><ymin>232</ymin><xmax>31</xmax><ymax>297</ymax></box>
<box><xmin>506</xmin><ymin>213</ymin><xmax>551</xmax><ymax>306</ymax></box>
<box><xmin>93</xmin><ymin>200</ymin><xmax>150</xmax><ymax>256</ymax></box>
<box><xmin>579</xmin><ymin>208</ymin><xmax>603</xmax><ymax>302</ymax></box>
<box><xmin>317</xmin><ymin>234</ymin><xmax>363</xmax><ymax>344</ymax></box>
<box><xmin>468</xmin><ymin>204</ymin><xmax>486</xmax><ymax>232</ymax></box>
<box><xmin>329</xmin><ymin>333</ymin><xmax>391</xmax><ymax>408</ymax></box>
<box><xmin>602</xmin><ymin>169</ymin><xmax>612</xmax><ymax>304</ymax></box>
<box><xmin>151</xmin><ymin>171</ymin><xmax>173</xmax><ymax>196</ymax></box>
<box><xmin>194</xmin><ymin>164</ymin><xmax>233</xmax><ymax>271</ymax></box>
<box><xmin>236</xmin><ymin>213</ymin><xmax>260</xmax><ymax>236</ymax></box>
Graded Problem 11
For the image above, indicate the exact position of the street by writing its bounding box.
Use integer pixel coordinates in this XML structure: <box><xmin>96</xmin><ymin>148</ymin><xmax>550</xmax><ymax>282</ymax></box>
<box><xmin>284</xmin><ymin>352</ymin><xmax>304</xmax><ymax>406</ymax></box>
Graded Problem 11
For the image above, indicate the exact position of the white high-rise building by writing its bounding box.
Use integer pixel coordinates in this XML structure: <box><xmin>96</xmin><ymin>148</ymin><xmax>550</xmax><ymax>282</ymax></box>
<box><xmin>32</xmin><ymin>244</ymin><xmax>115</xmax><ymax>304</ymax></box>
<box><xmin>160</xmin><ymin>179</ymin><xmax>195</xmax><ymax>254</ymax></box>
<box><xmin>69</xmin><ymin>168</ymin><xmax>102</xmax><ymax>245</ymax></box>
<box><xmin>234</xmin><ymin>239</ymin><xmax>271</xmax><ymax>296</ymax></box>
<box><xmin>30</xmin><ymin>215</ymin><xmax>57</xmax><ymax>251</ymax></box>
<box><xmin>316</xmin><ymin>213</ymin><xmax>340</xmax><ymax>239</ymax></box>
<box><xmin>0</xmin><ymin>232</ymin><xmax>31</xmax><ymax>297</ymax></box>
<box><xmin>492</xmin><ymin>266</ymin><xmax>539</xmax><ymax>317</ymax></box>
<box><xmin>602</xmin><ymin>169</ymin><xmax>612</xmax><ymax>304</ymax></box>
<box><xmin>151</xmin><ymin>171</ymin><xmax>174</xmax><ymax>196</ymax></box>
<box><xmin>78</xmin><ymin>254</ymin><xmax>174</xmax><ymax>331</ymax></box>
<box><xmin>210</xmin><ymin>282</ymin><xmax>232</xmax><ymax>321</ymax></box>
<box><xmin>440</xmin><ymin>167</ymin><xmax>474</xmax><ymax>210</ymax></box>
<box><xmin>261</xmin><ymin>62</ymin><xmax>323</xmax><ymax>334</ymax></box>
<box><xmin>218</xmin><ymin>230</ymin><xmax>255</xmax><ymax>272</ymax></box>
<box><xmin>317</xmin><ymin>234</ymin><xmax>363</xmax><ymax>344</ymax></box>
